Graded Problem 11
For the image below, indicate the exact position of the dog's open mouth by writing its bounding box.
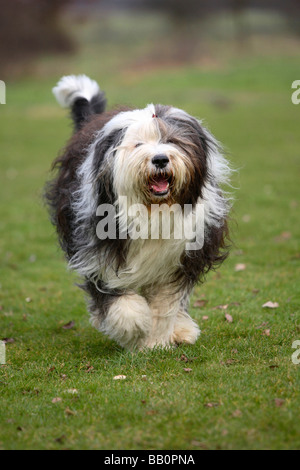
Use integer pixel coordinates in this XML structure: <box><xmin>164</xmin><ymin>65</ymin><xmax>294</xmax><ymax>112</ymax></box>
<box><xmin>149</xmin><ymin>175</ymin><xmax>171</xmax><ymax>196</ymax></box>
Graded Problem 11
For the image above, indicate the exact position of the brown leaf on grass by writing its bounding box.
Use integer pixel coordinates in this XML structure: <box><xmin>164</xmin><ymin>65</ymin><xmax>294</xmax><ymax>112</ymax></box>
<box><xmin>47</xmin><ymin>366</ymin><xmax>55</xmax><ymax>375</ymax></box>
<box><xmin>51</xmin><ymin>397</ymin><xmax>62</xmax><ymax>404</ymax></box>
<box><xmin>235</xmin><ymin>263</ymin><xmax>246</xmax><ymax>272</ymax></box>
<box><xmin>183</xmin><ymin>368</ymin><xmax>192</xmax><ymax>373</ymax></box>
<box><xmin>231</xmin><ymin>349</ymin><xmax>238</xmax><ymax>354</ymax></box>
<box><xmin>252</xmin><ymin>289</ymin><xmax>260</xmax><ymax>295</ymax></box>
<box><xmin>262</xmin><ymin>301</ymin><xmax>279</xmax><ymax>309</ymax></box>
<box><xmin>225</xmin><ymin>313</ymin><xmax>233</xmax><ymax>323</ymax></box>
<box><xmin>255</xmin><ymin>321</ymin><xmax>269</xmax><ymax>329</ymax></box>
<box><xmin>64</xmin><ymin>407</ymin><xmax>76</xmax><ymax>416</ymax></box>
<box><xmin>269</xmin><ymin>365</ymin><xmax>279</xmax><ymax>370</ymax></box>
<box><xmin>213</xmin><ymin>304</ymin><xmax>228</xmax><ymax>311</ymax></box>
<box><xmin>146</xmin><ymin>410</ymin><xmax>157</xmax><ymax>415</ymax></box>
<box><xmin>55</xmin><ymin>435</ymin><xmax>66</xmax><ymax>444</ymax></box>
<box><xmin>2</xmin><ymin>338</ymin><xmax>15</xmax><ymax>344</ymax></box>
<box><xmin>204</xmin><ymin>402</ymin><xmax>219</xmax><ymax>408</ymax></box>
<box><xmin>202</xmin><ymin>315</ymin><xmax>209</xmax><ymax>321</ymax></box>
<box><xmin>262</xmin><ymin>329</ymin><xmax>271</xmax><ymax>336</ymax></box>
<box><xmin>274</xmin><ymin>398</ymin><xmax>285</xmax><ymax>407</ymax></box>
<box><xmin>191</xmin><ymin>441</ymin><xmax>208</xmax><ymax>449</ymax></box>
<box><xmin>176</xmin><ymin>354</ymin><xmax>197</xmax><ymax>363</ymax></box>
<box><xmin>275</xmin><ymin>231</ymin><xmax>291</xmax><ymax>242</ymax></box>
<box><xmin>232</xmin><ymin>409</ymin><xmax>242</xmax><ymax>418</ymax></box>
<box><xmin>62</xmin><ymin>321</ymin><xmax>75</xmax><ymax>330</ymax></box>
<box><xmin>193</xmin><ymin>299</ymin><xmax>208</xmax><ymax>308</ymax></box>
<box><xmin>113</xmin><ymin>375</ymin><xmax>126</xmax><ymax>380</ymax></box>
<box><xmin>226</xmin><ymin>359</ymin><xmax>236</xmax><ymax>365</ymax></box>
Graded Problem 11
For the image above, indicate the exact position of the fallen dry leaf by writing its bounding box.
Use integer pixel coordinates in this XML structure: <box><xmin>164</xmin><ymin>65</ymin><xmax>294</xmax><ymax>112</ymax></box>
<box><xmin>274</xmin><ymin>398</ymin><xmax>285</xmax><ymax>407</ymax></box>
<box><xmin>202</xmin><ymin>315</ymin><xmax>209</xmax><ymax>321</ymax></box>
<box><xmin>55</xmin><ymin>435</ymin><xmax>66</xmax><ymax>444</ymax></box>
<box><xmin>225</xmin><ymin>313</ymin><xmax>233</xmax><ymax>323</ymax></box>
<box><xmin>204</xmin><ymin>402</ymin><xmax>219</xmax><ymax>408</ymax></box>
<box><xmin>64</xmin><ymin>407</ymin><xmax>76</xmax><ymax>416</ymax></box>
<box><xmin>235</xmin><ymin>263</ymin><xmax>246</xmax><ymax>272</ymax></box>
<box><xmin>262</xmin><ymin>301</ymin><xmax>279</xmax><ymax>309</ymax></box>
<box><xmin>183</xmin><ymin>368</ymin><xmax>192</xmax><ymax>373</ymax></box>
<box><xmin>2</xmin><ymin>338</ymin><xmax>15</xmax><ymax>344</ymax></box>
<box><xmin>191</xmin><ymin>441</ymin><xmax>208</xmax><ymax>449</ymax></box>
<box><xmin>193</xmin><ymin>299</ymin><xmax>208</xmax><ymax>308</ymax></box>
<box><xmin>232</xmin><ymin>409</ymin><xmax>242</xmax><ymax>418</ymax></box>
<box><xmin>113</xmin><ymin>375</ymin><xmax>126</xmax><ymax>380</ymax></box>
<box><xmin>67</xmin><ymin>388</ymin><xmax>78</xmax><ymax>395</ymax></box>
<box><xmin>62</xmin><ymin>321</ymin><xmax>75</xmax><ymax>330</ymax></box>
<box><xmin>275</xmin><ymin>231</ymin><xmax>292</xmax><ymax>242</ymax></box>
<box><xmin>213</xmin><ymin>304</ymin><xmax>228</xmax><ymax>310</ymax></box>
<box><xmin>225</xmin><ymin>359</ymin><xmax>236</xmax><ymax>365</ymax></box>
<box><xmin>255</xmin><ymin>321</ymin><xmax>269</xmax><ymax>329</ymax></box>
<box><xmin>51</xmin><ymin>397</ymin><xmax>62</xmax><ymax>404</ymax></box>
<box><xmin>262</xmin><ymin>329</ymin><xmax>271</xmax><ymax>336</ymax></box>
<box><xmin>176</xmin><ymin>354</ymin><xmax>197</xmax><ymax>363</ymax></box>
<box><xmin>269</xmin><ymin>365</ymin><xmax>279</xmax><ymax>370</ymax></box>
<box><xmin>25</xmin><ymin>297</ymin><xmax>32</xmax><ymax>303</ymax></box>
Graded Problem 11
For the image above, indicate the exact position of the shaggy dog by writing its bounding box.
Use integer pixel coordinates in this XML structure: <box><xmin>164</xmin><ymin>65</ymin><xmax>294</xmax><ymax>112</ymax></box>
<box><xmin>45</xmin><ymin>75</ymin><xmax>231</xmax><ymax>350</ymax></box>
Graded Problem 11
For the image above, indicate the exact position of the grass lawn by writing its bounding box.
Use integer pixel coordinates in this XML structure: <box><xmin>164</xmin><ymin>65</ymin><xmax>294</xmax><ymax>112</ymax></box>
<box><xmin>0</xmin><ymin>24</ymin><xmax>300</xmax><ymax>449</ymax></box>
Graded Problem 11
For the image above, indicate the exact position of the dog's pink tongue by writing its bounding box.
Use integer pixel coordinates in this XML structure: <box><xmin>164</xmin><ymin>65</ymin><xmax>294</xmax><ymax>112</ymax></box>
<box><xmin>151</xmin><ymin>178</ymin><xmax>169</xmax><ymax>192</ymax></box>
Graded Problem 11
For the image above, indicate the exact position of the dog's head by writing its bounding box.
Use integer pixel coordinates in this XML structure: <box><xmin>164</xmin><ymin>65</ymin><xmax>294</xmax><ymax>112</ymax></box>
<box><xmin>105</xmin><ymin>104</ymin><xmax>211</xmax><ymax>207</ymax></box>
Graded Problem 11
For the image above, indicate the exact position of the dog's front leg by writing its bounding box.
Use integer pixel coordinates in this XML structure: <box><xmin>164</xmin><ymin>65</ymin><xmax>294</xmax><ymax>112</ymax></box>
<box><xmin>90</xmin><ymin>291</ymin><xmax>152</xmax><ymax>350</ymax></box>
<box><xmin>143</xmin><ymin>287</ymin><xmax>200</xmax><ymax>348</ymax></box>
<box><xmin>142</xmin><ymin>287</ymin><xmax>182</xmax><ymax>348</ymax></box>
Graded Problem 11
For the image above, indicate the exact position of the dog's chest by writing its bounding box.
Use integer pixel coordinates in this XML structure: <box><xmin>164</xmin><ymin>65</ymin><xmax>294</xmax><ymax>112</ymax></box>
<box><xmin>105</xmin><ymin>237</ymin><xmax>186</xmax><ymax>290</ymax></box>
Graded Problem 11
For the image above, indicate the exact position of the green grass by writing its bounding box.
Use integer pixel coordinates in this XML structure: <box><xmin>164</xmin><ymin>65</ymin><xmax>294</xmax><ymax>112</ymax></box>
<box><xmin>0</xmin><ymin>21</ymin><xmax>300</xmax><ymax>449</ymax></box>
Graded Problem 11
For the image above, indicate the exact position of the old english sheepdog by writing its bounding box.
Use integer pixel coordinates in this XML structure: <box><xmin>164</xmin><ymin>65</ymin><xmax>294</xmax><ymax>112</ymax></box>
<box><xmin>45</xmin><ymin>75</ymin><xmax>231</xmax><ymax>350</ymax></box>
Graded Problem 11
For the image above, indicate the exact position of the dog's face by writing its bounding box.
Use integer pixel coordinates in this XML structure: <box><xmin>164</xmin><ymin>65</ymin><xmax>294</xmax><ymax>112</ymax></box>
<box><xmin>108</xmin><ymin>104</ymin><xmax>210</xmax><ymax>206</ymax></box>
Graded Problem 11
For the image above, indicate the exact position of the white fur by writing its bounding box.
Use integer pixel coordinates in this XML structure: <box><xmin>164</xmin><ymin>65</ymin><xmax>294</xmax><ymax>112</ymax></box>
<box><xmin>53</xmin><ymin>74</ymin><xmax>100</xmax><ymax>108</ymax></box>
<box><xmin>90</xmin><ymin>293</ymin><xmax>152</xmax><ymax>350</ymax></box>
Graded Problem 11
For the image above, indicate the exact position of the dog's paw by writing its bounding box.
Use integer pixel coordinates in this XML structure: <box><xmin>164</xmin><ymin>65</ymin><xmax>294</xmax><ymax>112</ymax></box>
<box><xmin>171</xmin><ymin>313</ymin><xmax>200</xmax><ymax>345</ymax></box>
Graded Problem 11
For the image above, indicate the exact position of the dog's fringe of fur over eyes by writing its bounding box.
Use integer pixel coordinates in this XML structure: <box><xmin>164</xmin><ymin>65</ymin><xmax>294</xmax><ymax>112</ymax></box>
<box><xmin>45</xmin><ymin>74</ymin><xmax>232</xmax><ymax>350</ymax></box>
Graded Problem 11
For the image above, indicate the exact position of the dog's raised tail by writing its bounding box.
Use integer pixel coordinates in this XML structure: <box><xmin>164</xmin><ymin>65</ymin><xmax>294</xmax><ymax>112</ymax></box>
<box><xmin>52</xmin><ymin>75</ymin><xmax>106</xmax><ymax>131</ymax></box>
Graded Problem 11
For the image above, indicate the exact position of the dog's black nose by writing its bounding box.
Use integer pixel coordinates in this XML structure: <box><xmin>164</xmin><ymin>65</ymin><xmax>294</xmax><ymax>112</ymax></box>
<box><xmin>152</xmin><ymin>154</ymin><xmax>169</xmax><ymax>169</ymax></box>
